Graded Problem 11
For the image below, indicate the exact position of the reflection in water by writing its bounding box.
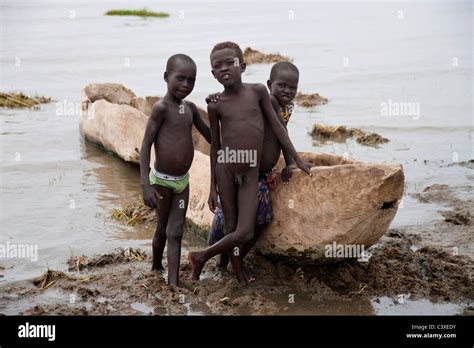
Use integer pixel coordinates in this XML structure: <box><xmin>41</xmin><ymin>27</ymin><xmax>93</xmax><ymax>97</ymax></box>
<box><xmin>80</xmin><ymin>140</ymin><xmax>209</xmax><ymax>248</ymax></box>
<box><xmin>80</xmin><ymin>140</ymin><xmax>141</xmax><ymax>211</ymax></box>
<box><xmin>267</xmin><ymin>293</ymin><xmax>375</xmax><ymax>316</ymax></box>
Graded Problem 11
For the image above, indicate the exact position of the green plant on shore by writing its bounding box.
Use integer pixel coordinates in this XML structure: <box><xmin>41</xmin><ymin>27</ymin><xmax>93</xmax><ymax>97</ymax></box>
<box><xmin>105</xmin><ymin>8</ymin><xmax>170</xmax><ymax>18</ymax></box>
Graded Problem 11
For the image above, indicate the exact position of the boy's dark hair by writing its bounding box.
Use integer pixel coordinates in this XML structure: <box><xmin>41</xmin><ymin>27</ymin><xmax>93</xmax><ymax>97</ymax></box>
<box><xmin>269</xmin><ymin>62</ymin><xmax>299</xmax><ymax>81</ymax></box>
<box><xmin>166</xmin><ymin>54</ymin><xmax>196</xmax><ymax>73</ymax></box>
<box><xmin>210</xmin><ymin>41</ymin><xmax>244</xmax><ymax>64</ymax></box>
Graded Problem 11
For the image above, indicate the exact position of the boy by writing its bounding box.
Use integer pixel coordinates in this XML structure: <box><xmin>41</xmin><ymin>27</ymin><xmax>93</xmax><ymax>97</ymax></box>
<box><xmin>140</xmin><ymin>54</ymin><xmax>210</xmax><ymax>286</ymax></box>
<box><xmin>207</xmin><ymin>62</ymin><xmax>302</xmax><ymax>277</ymax></box>
<box><xmin>188</xmin><ymin>42</ymin><xmax>311</xmax><ymax>285</ymax></box>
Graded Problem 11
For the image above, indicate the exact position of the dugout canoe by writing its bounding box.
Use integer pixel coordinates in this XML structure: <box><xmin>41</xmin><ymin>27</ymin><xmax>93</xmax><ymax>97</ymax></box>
<box><xmin>79</xmin><ymin>83</ymin><xmax>404</xmax><ymax>263</ymax></box>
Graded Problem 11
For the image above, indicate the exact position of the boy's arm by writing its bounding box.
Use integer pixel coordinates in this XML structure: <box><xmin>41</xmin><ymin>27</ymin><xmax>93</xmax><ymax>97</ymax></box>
<box><xmin>190</xmin><ymin>102</ymin><xmax>211</xmax><ymax>144</ymax></box>
<box><xmin>269</xmin><ymin>95</ymin><xmax>296</xmax><ymax>168</ymax></box>
<box><xmin>269</xmin><ymin>95</ymin><xmax>296</xmax><ymax>183</ymax></box>
<box><xmin>257</xmin><ymin>84</ymin><xmax>311</xmax><ymax>175</ymax></box>
<box><xmin>207</xmin><ymin>102</ymin><xmax>221</xmax><ymax>212</ymax></box>
<box><xmin>140</xmin><ymin>103</ymin><xmax>165</xmax><ymax>208</ymax></box>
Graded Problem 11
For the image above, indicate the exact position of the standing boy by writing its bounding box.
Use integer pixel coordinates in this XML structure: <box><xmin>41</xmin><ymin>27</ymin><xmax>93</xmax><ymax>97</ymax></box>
<box><xmin>189</xmin><ymin>42</ymin><xmax>311</xmax><ymax>285</ymax></box>
<box><xmin>140</xmin><ymin>54</ymin><xmax>210</xmax><ymax>286</ymax></box>
<box><xmin>207</xmin><ymin>62</ymin><xmax>303</xmax><ymax>279</ymax></box>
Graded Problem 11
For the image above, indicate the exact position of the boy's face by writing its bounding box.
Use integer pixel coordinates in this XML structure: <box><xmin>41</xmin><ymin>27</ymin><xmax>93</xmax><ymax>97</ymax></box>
<box><xmin>210</xmin><ymin>48</ymin><xmax>245</xmax><ymax>87</ymax></box>
<box><xmin>164</xmin><ymin>62</ymin><xmax>196</xmax><ymax>100</ymax></box>
<box><xmin>267</xmin><ymin>70</ymin><xmax>299</xmax><ymax>107</ymax></box>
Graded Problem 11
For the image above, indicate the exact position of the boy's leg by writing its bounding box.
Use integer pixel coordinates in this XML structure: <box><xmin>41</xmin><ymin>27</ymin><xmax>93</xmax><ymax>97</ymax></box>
<box><xmin>189</xmin><ymin>166</ymin><xmax>258</xmax><ymax>284</ymax></box>
<box><xmin>228</xmin><ymin>169</ymin><xmax>258</xmax><ymax>284</ymax></box>
<box><xmin>239</xmin><ymin>224</ymin><xmax>265</xmax><ymax>260</ymax></box>
<box><xmin>165</xmin><ymin>185</ymin><xmax>189</xmax><ymax>286</ymax></box>
<box><xmin>238</xmin><ymin>227</ymin><xmax>263</xmax><ymax>283</ymax></box>
<box><xmin>218</xmin><ymin>170</ymin><xmax>239</xmax><ymax>278</ymax></box>
<box><xmin>218</xmin><ymin>253</ymin><xmax>230</xmax><ymax>269</ymax></box>
<box><xmin>207</xmin><ymin>200</ymin><xmax>230</xmax><ymax>269</ymax></box>
<box><xmin>240</xmin><ymin>178</ymin><xmax>272</xmax><ymax>271</ymax></box>
<box><xmin>218</xmin><ymin>166</ymin><xmax>239</xmax><ymax>271</ymax></box>
<box><xmin>151</xmin><ymin>185</ymin><xmax>173</xmax><ymax>271</ymax></box>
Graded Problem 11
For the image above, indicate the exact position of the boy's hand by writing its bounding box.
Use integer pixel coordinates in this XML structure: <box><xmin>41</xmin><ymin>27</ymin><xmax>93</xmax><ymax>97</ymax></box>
<box><xmin>296</xmin><ymin>158</ymin><xmax>313</xmax><ymax>176</ymax></box>
<box><xmin>205</xmin><ymin>93</ymin><xmax>221</xmax><ymax>104</ymax></box>
<box><xmin>208</xmin><ymin>189</ymin><xmax>218</xmax><ymax>213</ymax></box>
<box><xmin>281</xmin><ymin>164</ymin><xmax>297</xmax><ymax>184</ymax></box>
<box><xmin>142</xmin><ymin>185</ymin><xmax>162</xmax><ymax>209</ymax></box>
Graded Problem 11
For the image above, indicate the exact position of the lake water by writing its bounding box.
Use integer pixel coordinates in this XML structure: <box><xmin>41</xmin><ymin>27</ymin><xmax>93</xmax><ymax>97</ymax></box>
<box><xmin>0</xmin><ymin>0</ymin><xmax>472</xmax><ymax>313</ymax></box>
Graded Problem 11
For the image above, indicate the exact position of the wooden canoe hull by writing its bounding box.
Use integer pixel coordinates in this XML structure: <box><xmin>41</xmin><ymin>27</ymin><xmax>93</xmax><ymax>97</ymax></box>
<box><xmin>79</xmin><ymin>84</ymin><xmax>404</xmax><ymax>263</ymax></box>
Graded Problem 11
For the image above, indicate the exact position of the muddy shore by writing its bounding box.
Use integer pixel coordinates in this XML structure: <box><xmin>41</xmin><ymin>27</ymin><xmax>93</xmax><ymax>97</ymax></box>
<box><xmin>1</xmin><ymin>183</ymin><xmax>472</xmax><ymax>316</ymax></box>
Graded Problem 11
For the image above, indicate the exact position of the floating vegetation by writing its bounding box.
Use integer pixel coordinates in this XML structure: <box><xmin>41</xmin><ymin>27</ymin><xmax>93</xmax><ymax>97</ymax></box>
<box><xmin>105</xmin><ymin>9</ymin><xmax>170</xmax><ymax>18</ymax></box>
<box><xmin>356</xmin><ymin>133</ymin><xmax>389</xmax><ymax>147</ymax></box>
<box><xmin>294</xmin><ymin>92</ymin><xmax>328</xmax><ymax>108</ymax></box>
<box><xmin>311</xmin><ymin>124</ymin><xmax>363</xmax><ymax>141</ymax></box>
<box><xmin>310</xmin><ymin>124</ymin><xmax>389</xmax><ymax>147</ymax></box>
<box><xmin>112</xmin><ymin>196</ymin><xmax>208</xmax><ymax>239</ymax></box>
<box><xmin>243</xmin><ymin>47</ymin><xmax>292</xmax><ymax>65</ymax></box>
<box><xmin>0</xmin><ymin>92</ymin><xmax>51</xmax><ymax>109</ymax></box>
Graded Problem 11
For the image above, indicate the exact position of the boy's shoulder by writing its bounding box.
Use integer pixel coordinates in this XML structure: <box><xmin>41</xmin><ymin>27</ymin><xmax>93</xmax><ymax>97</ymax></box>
<box><xmin>246</xmin><ymin>82</ymin><xmax>267</xmax><ymax>95</ymax></box>
<box><xmin>151</xmin><ymin>99</ymin><xmax>168</xmax><ymax>112</ymax></box>
<box><xmin>149</xmin><ymin>100</ymin><xmax>169</xmax><ymax>121</ymax></box>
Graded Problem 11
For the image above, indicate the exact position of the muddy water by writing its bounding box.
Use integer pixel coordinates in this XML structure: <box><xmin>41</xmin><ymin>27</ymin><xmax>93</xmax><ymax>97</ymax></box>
<box><xmin>0</xmin><ymin>106</ymin><xmax>207</xmax><ymax>283</ymax></box>
<box><xmin>1</xmin><ymin>0</ymin><xmax>472</xmax><ymax>315</ymax></box>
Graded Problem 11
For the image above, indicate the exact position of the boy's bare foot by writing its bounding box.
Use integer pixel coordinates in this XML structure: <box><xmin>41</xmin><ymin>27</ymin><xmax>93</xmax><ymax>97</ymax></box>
<box><xmin>188</xmin><ymin>252</ymin><xmax>204</xmax><ymax>280</ymax></box>
<box><xmin>242</xmin><ymin>267</ymin><xmax>255</xmax><ymax>283</ymax></box>
<box><xmin>235</xmin><ymin>270</ymin><xmax>249</xmax><ymax>286</ymax></box>
<box><xmin>228</xmin><ymin>263</ymin><xmax>253</xmax><ymax>284</ymax></box>
<box><xmin>168</xmin><ymin>280</ymin><xmax>179</xmax><ymax>287</ymax></box>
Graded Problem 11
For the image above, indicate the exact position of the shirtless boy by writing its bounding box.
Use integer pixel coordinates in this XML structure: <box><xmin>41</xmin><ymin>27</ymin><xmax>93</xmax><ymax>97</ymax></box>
<box><xmin>207</xmin><ymin>62</ymin><xmax>302</xmax><ymax>274</ymax></box>
<box><xmin>140</xmin><ymin>54</ymin><xmax>210</xmax><ymax>286</ymax></box>
<box><xmin>188</xmin><ymin>42</ymin><xmax>311</xmax><ymax>285</ymax></box>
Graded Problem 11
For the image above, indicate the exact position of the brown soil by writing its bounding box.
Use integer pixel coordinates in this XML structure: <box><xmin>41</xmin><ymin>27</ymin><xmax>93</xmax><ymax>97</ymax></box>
<box><xmin>440</xmin><ymin>210</ymin><xmax>471</xmax><ymax>226</ymax></box>
<box><xmin>412</xmin><ymin>184</ymin><xmax>473</xmax><ymax>226</ymax></box>
<box><xmin>0</xmin><ymin>227</ymin><xmax>471</xmax><ymax>315</ymax></box>
<box><xmin>2</xmin><ymin>182</ymin><xmax>471</xmax><ymax>316</ymax></box>
<box><xmin>409</xmin><ymin>183</ymin><xmax>473</xmax><ymax>259</ymax></box>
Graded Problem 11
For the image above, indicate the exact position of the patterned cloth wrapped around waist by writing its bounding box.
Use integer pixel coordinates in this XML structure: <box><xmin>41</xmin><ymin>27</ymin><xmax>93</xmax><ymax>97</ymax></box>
<box><xmin>208</xmin><ymin>171</ymin><xmax>276</xmax><ymax>245</ymax></box>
